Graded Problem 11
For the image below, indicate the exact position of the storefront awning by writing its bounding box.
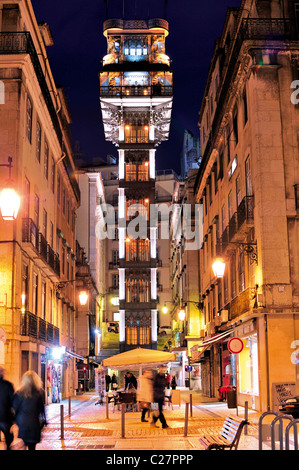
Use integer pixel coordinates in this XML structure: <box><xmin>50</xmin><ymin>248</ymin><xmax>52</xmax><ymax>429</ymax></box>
<box><xmin>66</xmin><ymin>350</ymin><xmax>85</xmax><ymax>361</ymax></box>
<box><xmin>199</xmin><ymin>329</ymin><xmax>234</xmax><ymax>347</ymax></box>
<box><xmin>190</xmin><ymin>329</ymin><xmax>234</xmax><ymax>364</ymax></box>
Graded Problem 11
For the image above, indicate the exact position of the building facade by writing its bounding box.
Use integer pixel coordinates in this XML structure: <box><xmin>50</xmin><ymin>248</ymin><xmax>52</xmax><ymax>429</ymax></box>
<box><xmin>99</xmin><ymin>17</ymin><xmax>173</xmax><ymax>352</ymax></box>
<box><xmin>0</xmin><ymin>0</ymin><xmax>80</xmax><ymax>401</ymax></box>
<box><xmin>194</xmin><ymin>0</ymin><xmax>299</xmax><ymax>411</ymax></box>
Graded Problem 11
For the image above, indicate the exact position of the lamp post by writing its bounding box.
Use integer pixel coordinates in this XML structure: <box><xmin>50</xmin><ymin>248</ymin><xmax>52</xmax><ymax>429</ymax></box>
<box><xmin>0</xmin><ymin>157</ymin><xmax>21</xmax><ymax>220</ymax></box>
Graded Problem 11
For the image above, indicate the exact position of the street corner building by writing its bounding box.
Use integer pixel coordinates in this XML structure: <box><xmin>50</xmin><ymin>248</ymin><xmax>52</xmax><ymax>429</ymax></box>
<box><xmin>192</xmin><ymin>0</ymin><xmax>299</xmax><ymax>412</ymax></box>
<box><xmin>0</xmin><ymin>1</ymin><xmax>82</xmax><ymax>401</ymax></box>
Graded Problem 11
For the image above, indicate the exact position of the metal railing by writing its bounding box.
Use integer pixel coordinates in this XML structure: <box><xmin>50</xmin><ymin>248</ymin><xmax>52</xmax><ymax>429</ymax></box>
<box><xmin>21</xmin><ymin>310</ymin><xmax>59</xmax><ymax>345</ymax></box>
<box><xmin>100</xmin><ymin>85</ymin><xmax>173</xmax><ymax>98</ymax></box>
<box><xmin>22</xmin><ymin>218</ymin><xmax>60</xmax><ymax>277</ymax></box>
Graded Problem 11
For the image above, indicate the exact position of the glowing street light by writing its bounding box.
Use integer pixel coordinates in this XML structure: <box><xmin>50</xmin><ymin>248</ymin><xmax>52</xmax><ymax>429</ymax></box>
<box><xmin>162</xmin><ymin>304</ymin><xmax>168</xmax><ymax>314</ymax></box>
<box><xmin>0</xmin><ymin>157</ymin><xmax>20</xmax><ymax>220</ymax></box>
<box><xmin>79</xmin><ymin>290</ymin><xmax>88</xmax><ymax>306</ymax></box>
<box><xmin>212</xmin><ymin>258</ymin><xmax>226</xmax><ymax>279</ymax></box>
<box><xmin>178</xmin><ymin>309</ymin><xmax>186</xmax><ymax>321</ymax></box>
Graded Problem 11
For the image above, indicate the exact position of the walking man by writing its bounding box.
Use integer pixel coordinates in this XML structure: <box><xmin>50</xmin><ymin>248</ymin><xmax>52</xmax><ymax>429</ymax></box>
<box><xmin>151</xmin><ymin>368</ymin><xmax>169</xmax><ymax>429</ymax></box>
<box><xmin>0</xmin><ymin>367</ymin><xmax>14</xmax><ymax>450</ymax></box>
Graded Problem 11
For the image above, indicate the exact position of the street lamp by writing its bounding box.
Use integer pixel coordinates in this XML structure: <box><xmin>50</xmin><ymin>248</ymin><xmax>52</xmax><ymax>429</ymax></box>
<box><xmin>178</xmin><ymin>309</ymin><xmax>186</xmax><ymax>321</ymax></box>
<box><xmin>0</xmin><ymin>157</ymin><xmax>20</xmax><ymax>220</ymax></box>
<box><xmin>78</xmin><ymin>290</ymin><xmax>89</xmax><ymax>306</ymax></box>
<box><xmin>212</xmin><ymin>258</ymin><xmax>226</xmax><ymax>279</ymax></box>
<box><xmin>162</xmin><ymin>304</ymin><xmax>168</xmax><ymax>314</ymax></box>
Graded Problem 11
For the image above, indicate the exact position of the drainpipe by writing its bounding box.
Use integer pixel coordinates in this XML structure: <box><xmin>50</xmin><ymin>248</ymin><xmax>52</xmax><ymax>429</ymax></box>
<box><xmin>264</xmin><ymin>314</ymin><xmax>270</xmax><ymax>411</ymax></box>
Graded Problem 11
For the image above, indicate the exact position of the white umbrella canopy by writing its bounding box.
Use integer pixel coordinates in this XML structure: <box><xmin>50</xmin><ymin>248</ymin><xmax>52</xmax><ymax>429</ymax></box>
<box><xmin>101</xmin><ymin>347</ymin><xmax>176</xmax><ymax>370</ymax></box>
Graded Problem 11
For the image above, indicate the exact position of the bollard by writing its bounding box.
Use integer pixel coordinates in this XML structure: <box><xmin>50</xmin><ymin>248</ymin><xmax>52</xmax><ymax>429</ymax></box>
<box><xmin>189</xmin><ymin>393</ymin><xmax>193</xmax><ymax>417</ymax></box>
<box><xmin>68</xmin><ymin>397</ymin><xmax>71</xmax><ymax>418</ymax></box>
<box><xmin>106</xmin><ymin>394</ymin><xmax>109</xmax><ymax>419</ymax></box>
<box><xmin>244</xmin><ymin>401</ymin><xmax>248</xmax><ymax>435</ymax></box>
<box><xmin>60</xmin><ymin>404</ymin><xmax>64</xmax><ymax>440</ymax></box>
<box><xmin>184</xmin><ymin>402</ymin><xmax>189</xmax><ymax>437</ymax></box>
<box><xmin>121</xmin><ymin>403</ymin><xmax>126</xmax><ymax>438</ymax></box>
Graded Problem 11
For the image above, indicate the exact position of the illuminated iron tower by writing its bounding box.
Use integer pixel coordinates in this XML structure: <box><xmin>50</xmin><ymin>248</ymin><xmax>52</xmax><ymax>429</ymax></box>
<box><xmin>99</xmin><ymin>14</ymin><xmax>173</xmax><ymax>351</ymax></box>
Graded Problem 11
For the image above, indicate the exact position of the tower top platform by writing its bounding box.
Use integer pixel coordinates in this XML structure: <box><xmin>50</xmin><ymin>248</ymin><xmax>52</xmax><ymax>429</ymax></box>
<box><xmin>103</xmin><ymin>18</ymin><xmax>169</xmax><ymax>37</ymax></box>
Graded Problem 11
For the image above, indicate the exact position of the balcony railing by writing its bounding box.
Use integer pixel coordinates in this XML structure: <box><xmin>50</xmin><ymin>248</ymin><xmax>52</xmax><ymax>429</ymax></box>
<box><xmin>237</xmin><ymin>196</ymin><xmax>254</xmax><ymax>228</ymax></box>
<box><xmin>22</xmin><ymin>218</ymin><xmax>60</xmax><ymax>277</ymax></box>
<box><xmin>225</xmin><ymin>287</ymin><xmax>256</xmax><ymax>320</ymax></box>
<box><xmin>21</xmin><ymin>311</ymin><xmax>59</xmax><ymax>345</ymax></box>
<box><xmin>100</xmin><ymin>85</ymin><xmax>173</xmax><ymax>98</ymax></box>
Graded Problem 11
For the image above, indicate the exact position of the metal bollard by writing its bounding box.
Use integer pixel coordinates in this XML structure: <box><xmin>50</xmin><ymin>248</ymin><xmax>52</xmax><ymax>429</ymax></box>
<box><xmin>189</xmin><ymin>393</ymin><xmax>193</xmax><ymax>417</ymax></box>
<box><xmin>68</xmin><ymin>397</ymin><xmax>71</xmax><ymax>418</ymax></box>
<box><xmin>244</xmin><ymin>401</ymin><xmax>248</xmax><ymax>435</ymax></box>
<box><xmin>121</xmin><ymin>403</ymin><xmax>126</xmax><ymax>438</ymax></box>
<box><xmin>184</xmin><ymin>402</ymin><xmax>189</xmax><ymax>437</ymax></box>
<box><xmin>60</xmin><ymin>404</ymin><xmax>64</xmax><ymax>440</ymax></box>
<box><xmin>106</xmin><ymin>394</ymin><xmax>109</xmax><ymax>419</ymax></box>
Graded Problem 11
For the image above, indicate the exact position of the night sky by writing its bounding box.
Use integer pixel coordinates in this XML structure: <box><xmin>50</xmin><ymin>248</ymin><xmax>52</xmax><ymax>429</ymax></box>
<box><xmin>31</xmin><ymin>0</ymin><xmax>242</xmax><ymax>174</ymax></box>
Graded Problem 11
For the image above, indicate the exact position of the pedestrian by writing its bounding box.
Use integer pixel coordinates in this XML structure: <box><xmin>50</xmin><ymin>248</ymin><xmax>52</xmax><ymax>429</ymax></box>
<box><xmin>166</xmin><ymin>372</ymin><xmax>171</xmax><ymax>389</ymax></box>
<box><xmin>105</xmin><ymin>373</ymin><xmax>111</xmax><ymax>392</ymax></box>
<box><xmin>171</xmin><ymin>374</ymin><xmax>177</xmax><ymax>390</ymax></box>
<box><xmin>151</xmin><ymin>368</ymin><xmax>169</xmax><ymax>429</ymax></box>
<box><xmin>137</xmin><ymin>370</ymin><xmax>153</xmax><ymax>423</ymax></box>
<box><xmin>0</xmin><ymin>366</ymin><xmax>14</xmax><ymax>450</ymax></box>
<box><xmin>124</xmin><ymin>371</ymin><xmax>137</xmax><ymax>390</ymax></box>
<box><xmin>111</xmin><ymin>373</ymin><xmax>118</xmax><ymax>390</ymax></box>
<box><xmin>12</xmin><ymin>371</ymin><xmax>47</xmax><ymax>451</ymax></box>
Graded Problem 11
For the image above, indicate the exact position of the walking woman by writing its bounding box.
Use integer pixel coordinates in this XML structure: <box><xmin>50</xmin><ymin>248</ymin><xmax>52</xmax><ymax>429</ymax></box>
<box><xmin>137</xmin><ymin>369</ymin><xmax>153</xmax><ymax>422</ymax></box>
<box><xmin>13</xmin><ymin>371</ymin><xmax>47</xmax><ymax>450</ymax></box>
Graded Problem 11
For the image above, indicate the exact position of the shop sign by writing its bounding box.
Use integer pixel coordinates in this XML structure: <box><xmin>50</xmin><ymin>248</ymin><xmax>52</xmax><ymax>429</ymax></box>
<box><xmin>228</xmin><ymin>337</ymin><xmax>244</xmax><ymax>354</ymax></box>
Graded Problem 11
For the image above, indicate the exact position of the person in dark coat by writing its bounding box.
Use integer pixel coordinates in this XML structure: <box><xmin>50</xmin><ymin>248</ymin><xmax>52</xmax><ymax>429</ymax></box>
<box><xmin>13</xmin><ymin>371</ymin><xmax>47</xmax><ymax>451</ymax></box>
<box><xmin>0</xmin><ymin>367</ymin><xmax>14</xmax><ymax>450</ymax></box>
<box><xmin>105</xmin><ymin>373</ymin><xmax>111</xmax><ymax>392</ymax></box>
<box><xmin>151</xmin><ymin>368</ymin><xmax>169</xmax><ymax>429</ymax></box>
<box><xmin>111</xmin><ymin>373</ymin><xmax>118</xmax><ymax>390</ymax></box>
<box><xmin>124</xmin><ymin>372</ymin><xmax>137</xmax><ymax>391</ymax></box>
<box><xmin>171</xmin><ymin>374</ymin><xmax>177</xmax><ymax>390</ymax></box>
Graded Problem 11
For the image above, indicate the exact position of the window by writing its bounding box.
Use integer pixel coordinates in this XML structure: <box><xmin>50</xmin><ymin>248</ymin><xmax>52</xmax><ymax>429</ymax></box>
<box><xmin>112</xmin><ymin>250</ymin><xmax>119</xmax><ymax>265</ymax></box>
<box><xmin>243</xmin><ymin>89</ymin><xmax>248</xmax><ymax>126</ymax></box>
<box><xmin>36</xmin><ymin>121</ymin><xmax>41</xmax><ymax>162</ymax></box>
<box><xmin>51</xmin><ymin>157</ymin><xmax>55</xmax><ymax>193</ymax></box>
<box><xmin>42</xmin><ymin>282</ymin><xmax>46</xmax><ymax>320</ymax></box>
<box><xmin>44</xmin><ymin>141</ymin><xmax>49</xmax><ymax>179</ymax></box>
<box><xmin>24</xmin><ymin>177</ymin><xmax>30</xmax><ymax>219</ymax></box>
<box><xmin>231</xmin><ymin>254</ymin><xmax>236</xmax><ymax>299</ymax></box>
<box><xmin>233</xmin><ymin>110</ymin><xmax>238</xmax><ymax>146</ymax></box>
<box><xmin>50</xmin><ymin>221</ymin><xmax>53</xmax><ymax>248</ymax></box>
<box><xmin>221</xmin><ymin>204</ymin><xmax>226</xmax><ymax>233</ymax></box>
<box><xmin>245</xmin><ymin>156</ymin><xmax>253</xmax><ymax>196</ymax></box>
<box><xmin>26</xmin><ymin>96</ymin><xmax>33</xmax><ymax>143</ymax></box>
<box><xmin>228</xmin><ymin>191</ymin><xmax>233</xmax><ymax>220</ymax></box>
<box><xmin>112</xmin><ymin>273</ymin><xmax>119</xmax><ymax>288</ymax></box>
<box><xmin>236</xmin><ymin>175</ymin><xmax>241</xmax><ymax>206</ymax></box>
<box><xmin>42</xmin><ymin>209</ymin><xmax>47</xmax><ymax>239</ymax></box>
<box><xmin>32</xmin><ymin>273</ymin><xmax>38</xmax><ymax>315</ymax></box>
<box><xmin>238</xmin><ymin>252</ymin><xmax>245</xmax><ymax>292</ymax></box>
<box><xmin>22</xmin><ymin>264</ymin><xmax>29</xmax><ymax>310</ymax></box>
<box><xmin>34</xmin><ymin>194</ymin><xmax>39</xmax><ymax>228</ymax></box>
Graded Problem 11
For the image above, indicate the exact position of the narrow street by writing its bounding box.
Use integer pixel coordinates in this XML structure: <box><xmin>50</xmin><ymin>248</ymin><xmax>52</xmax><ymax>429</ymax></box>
<box><xmin>1</xmin><ymin>389</ymin><xmax>264</xmax><ymax>451</ymax></box>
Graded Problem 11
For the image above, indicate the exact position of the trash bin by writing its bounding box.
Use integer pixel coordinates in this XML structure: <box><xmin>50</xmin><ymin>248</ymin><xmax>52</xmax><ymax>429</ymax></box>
<box><xmin>185</xmin><ymin>379</ymin><xmax>190</xmax><ymax>388</ymax></box>
<box><xmin>227</xmin><ymin>388</ymin><xmax>237</xmax><ymax>409</ymax></box>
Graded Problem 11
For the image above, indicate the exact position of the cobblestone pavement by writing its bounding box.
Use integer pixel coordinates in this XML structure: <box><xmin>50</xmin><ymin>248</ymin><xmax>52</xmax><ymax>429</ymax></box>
<box><xmin>1</xmin><ymin>389</ymin><xmax>272</xmax><ymax>452</ymax></box>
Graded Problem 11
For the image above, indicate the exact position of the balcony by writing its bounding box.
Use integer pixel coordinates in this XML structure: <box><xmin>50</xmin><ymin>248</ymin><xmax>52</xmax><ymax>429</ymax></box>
<box><xmin>100</xmin><ymin>85</ymin><xmax>173</xmax><ymax>98</ymax></box>
<box><xmin>217</xmin><ymin>196</ymin><xmax>254</xmax><ymax>254</ymax></box>
<box><xmin>223</xmin><ymin>287</ymin><xmax>256</xmax><ymax>321</ymax></box>
<box><xmin>22</xmin><ymin>218</ymin><xmax>60</xmax><ymax>280</ymax></box>
<box><xmin>21</xmin><ymin>311</ymin><xmax>59</xmax><ymax>345</ymax></box>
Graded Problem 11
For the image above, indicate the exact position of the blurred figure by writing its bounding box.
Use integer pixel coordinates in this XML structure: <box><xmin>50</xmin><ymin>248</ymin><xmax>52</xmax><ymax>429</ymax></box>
<box><xmin>171</xmin><ymin>374</ymin><xmax>177</xmax><ymax>390</ymax></box>
<box><xmin>13</xmin><ymin>371</ymin><xmax>47</xmax><ymax>451</ymax></box>
<box><xmin>166</xmin><ymin>372</ymin><xmax>171</xmax><ymax>389</ymax></box>
<box><xmin>111</xmin><ymin>373</ymin><xmax>118</xmax><ymax>390</ymax></box>
<box><xmin>105</xmin><ymin>373</ymin><xmax>111</xmax><ymax>392</ymax></box>
<box><xmin>137</xmin><ymin>369</ymin><xmax>153</xmax><ymax>422</ymax></box>
<box><xmin>0</xmin><ymin>367</ymin><xmax>14</xmax><ymax>450</ymax></box>
<box><xmin>151</xmin><ymin>368</ymin><xmax>169</xmax><ymax>429</ymax></box>
<box><xmin>124</xmin><ymin>371</ymin><xmax>137</xmax><ymax>390</ymax></box>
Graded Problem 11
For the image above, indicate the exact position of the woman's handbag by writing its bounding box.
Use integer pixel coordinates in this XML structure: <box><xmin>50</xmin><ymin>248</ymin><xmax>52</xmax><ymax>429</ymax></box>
<box><xmin>140</xmin><ymin>401</ymin><xmax>149</xmax><ymax>409</ymax></box>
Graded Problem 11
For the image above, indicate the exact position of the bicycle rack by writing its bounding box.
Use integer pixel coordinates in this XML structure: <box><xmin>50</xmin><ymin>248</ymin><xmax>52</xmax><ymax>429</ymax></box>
<box><xmin>259</xmin><ymin>411</ymin><xmax>280</xmax><ymax>450</ymax></box>
<box><xmin>270</xmin><ymin>414</ymin><xmax>293</xmax><ymax>450</ymax></box>
<box><xmin>285</xmin><ymin>419</ymin><xmax>299</xmax><ymax>450</ymax></box>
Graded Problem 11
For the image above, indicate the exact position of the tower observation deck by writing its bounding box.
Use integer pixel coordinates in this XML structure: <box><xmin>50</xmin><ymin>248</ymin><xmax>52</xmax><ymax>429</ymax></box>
<box><xmin>99</xmin><ymin>16</ymin><xmax>173</xmax><ymax>351</ymax></box>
